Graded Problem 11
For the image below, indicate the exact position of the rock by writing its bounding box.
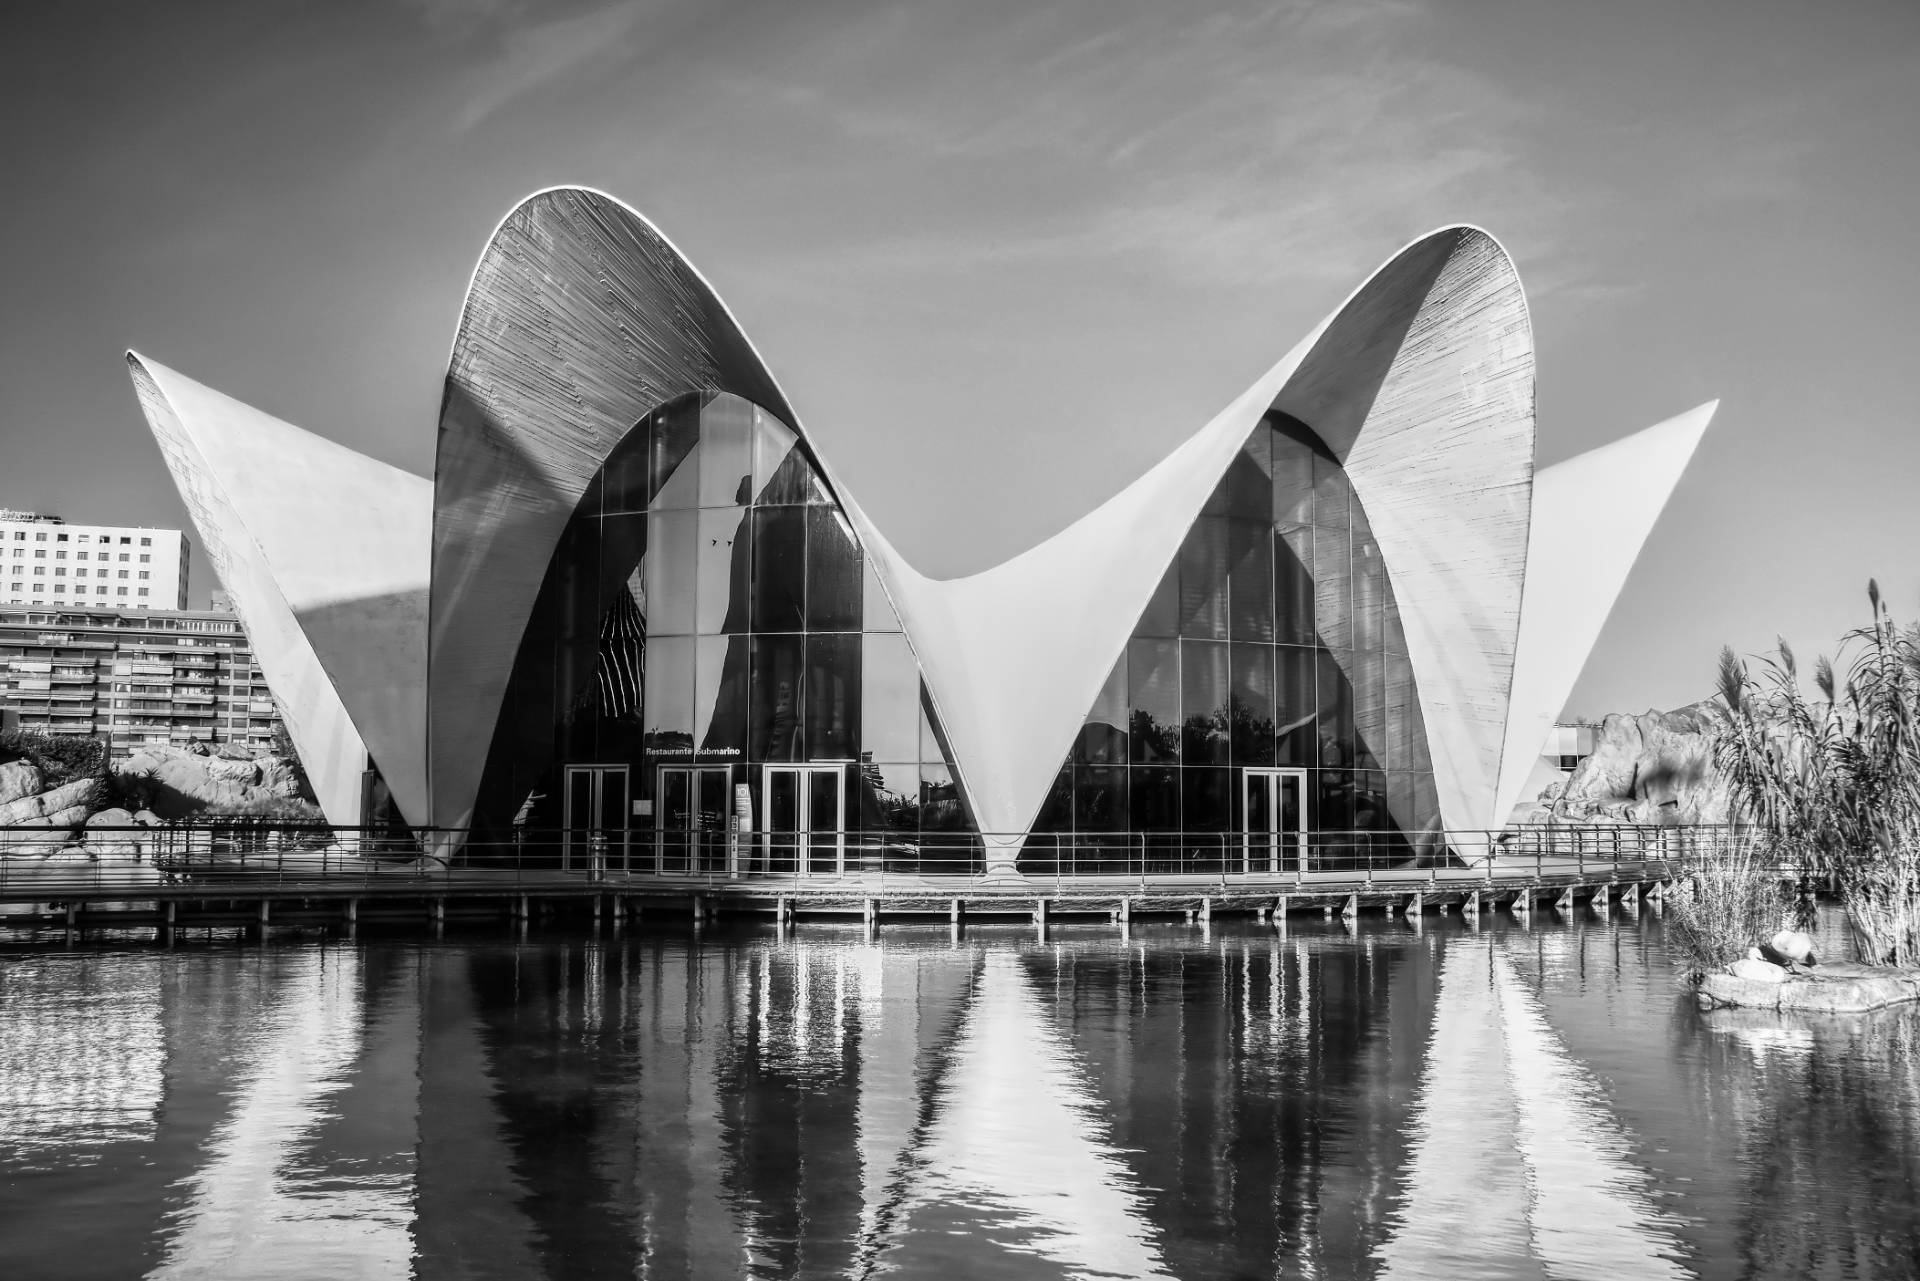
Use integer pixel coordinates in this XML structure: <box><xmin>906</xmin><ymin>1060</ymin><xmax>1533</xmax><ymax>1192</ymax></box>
<box><xmin>1699</xmin><ymin>962</ymin><xmax>1920</xmax><ymax>1013</ymax></box>
<box><xmin>1771</xmin><ymin>930</ymin><xmax>1817</xmax><ymax>964</ymax></box>
<box><xmin>0</xmin><ymin>759</ymin><xmax>43</xmax><ymax>806</ymax></box>
<box><xmin>113</xmin><ymin>747</ymin><xmax>307</xmax><ymax>817</ymax></box>
<box><xmin>1729</xmin><ymin>957</ymin><xmax>1790</xmax><ymax>983</ymax></box>
<box><xmin>1551</xmin><ymin>700</ymin><xmax>1732</xmax><ymax>823</ymax></box>
<box><xmin>132</xmin><ymin>809</ymin><xmax>161</xmax><ymax>827</ymax></box>
<box><xmin>85</xmin><ymin>807</ymin><xmax>135</xmax><ymax>829</ymax></box>
<box><xmin>41</xmin><ymin>804</ymin><xmax>91</xmax><ymax>829</ymax></box>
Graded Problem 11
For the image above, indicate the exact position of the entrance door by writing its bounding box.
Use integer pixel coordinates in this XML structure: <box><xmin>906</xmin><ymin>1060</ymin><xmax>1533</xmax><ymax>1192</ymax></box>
<box><xmin>1243</xmin><ymin>768</ymin><xmax>1308</xmax><ymax>874</ymax></box>
<box><xmin>762</xmin><ymin>765</ymin><xmax>845</xmax><ymax>877</ymax></box>
<box><xmin>657</xmin><ymin>766</ymin><xmax>732</xmax><ymax>875</ymax></box>
<box><xmin>563</xmin><ymin>765</ymin><xmax>630</xmax><ymax>876</ymax></box>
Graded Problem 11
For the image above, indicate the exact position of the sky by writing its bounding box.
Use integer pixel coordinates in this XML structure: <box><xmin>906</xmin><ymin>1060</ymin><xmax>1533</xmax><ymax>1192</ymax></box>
<box><xmin>1</xmin><ymin>0</ymin><xmax>1917</xmax><ymax>719</ymax></box>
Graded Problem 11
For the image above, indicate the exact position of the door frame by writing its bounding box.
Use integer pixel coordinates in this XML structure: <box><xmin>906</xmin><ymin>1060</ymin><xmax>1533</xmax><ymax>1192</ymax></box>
<box><xmin>760</xmin><ymin>763</ymin><xmax>847</xmax><ymax>877</ymax></box>
<box><xmin>1242</xmin><ymin>767</ymin><xmax>1308</xmax><ymax>874</ymax></box>
<box><xmin>562</xmin><ymin>764</ymin><xmax>630</xmax><ymax>876</ymax></box>
<box><xmin>655</xmin><ymin>764</ymin><xmax>733</xmax><ymax>876</ymax></box>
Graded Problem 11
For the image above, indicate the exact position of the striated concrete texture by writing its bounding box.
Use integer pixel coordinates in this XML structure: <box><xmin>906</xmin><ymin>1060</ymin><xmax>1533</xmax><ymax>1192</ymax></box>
<box><xmin>1516</xmin><ymin>700</ymin><xmax>1731</xmax><ymax>825</ymax></box>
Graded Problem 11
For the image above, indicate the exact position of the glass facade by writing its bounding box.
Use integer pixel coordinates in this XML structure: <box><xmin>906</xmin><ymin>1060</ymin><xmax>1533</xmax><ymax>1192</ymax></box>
<box><xmin>1033</xmin><ymin>413</ymin><xmax>1439</xmax><ymax>869</ymax></box>
<box><xmin>471</xmin><ymin>392</ymin><xmax>975</xmax><ymax>872</ymax></box>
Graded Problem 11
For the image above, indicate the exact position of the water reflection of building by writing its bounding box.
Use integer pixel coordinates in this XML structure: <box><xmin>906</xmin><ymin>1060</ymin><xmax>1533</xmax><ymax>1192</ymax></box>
<box><xmin>132</xmin><ymin>188</ymin><xmax>1716</xmax><ymax>875</ymax></box>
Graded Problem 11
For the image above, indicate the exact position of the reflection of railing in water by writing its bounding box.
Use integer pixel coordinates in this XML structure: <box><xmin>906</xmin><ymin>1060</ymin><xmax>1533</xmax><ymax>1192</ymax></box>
<box><xmin>0</xmin><ymin>820</ymin><xmax>1774</xmax><ymax>903</ymax></box>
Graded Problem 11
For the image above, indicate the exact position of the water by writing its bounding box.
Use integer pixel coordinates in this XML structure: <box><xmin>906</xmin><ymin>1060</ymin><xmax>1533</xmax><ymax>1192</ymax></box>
<box><xmin>1</xmin><ymin>908</ymin><xmax>1917</xmax><ymax>1280</ymax></box>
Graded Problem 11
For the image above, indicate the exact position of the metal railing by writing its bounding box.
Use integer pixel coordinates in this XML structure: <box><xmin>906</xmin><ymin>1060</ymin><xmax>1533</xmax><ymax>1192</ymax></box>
<box><xmin>0</xmin><ymin>817</ymin><xmax>1765</xmax><ymax>904</ymax></box>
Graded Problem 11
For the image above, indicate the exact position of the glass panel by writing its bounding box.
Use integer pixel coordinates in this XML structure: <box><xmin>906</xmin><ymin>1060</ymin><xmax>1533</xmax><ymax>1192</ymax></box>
<box><xmin>1279</xmin><ymin>773</ymin><xmax>1306</xmax><ymax>871</ymax></box>
<box><xmin>642</xmin><ymin>635</ymin><xmax>695</xmax><ymax>758</ymax></box>
<box><xmin>755</xmin><ymin>411</ymin><xmax>830</xmax><ymax>506</ymax></box>
<box><xmin>1127</xmin><ymin>638</ymin><xmax>1180</xmax><ymax>763</ymax></box>
<box><xmin>644</xmin><ymin>510</ymin><xmax>696</xmax><ymax>636</ymax></box>
<box><xmin>919</xmin><ymin>690</ymin><xmax>943</xmax><ymax>764</ymax></box>
<box><xmin>765</xmin><ymin>769</ymin><xmax>799</xmax><ymax>876</ymax></box>
<box><xmin>1136</xmin><ymin>561</ymin><xmax>1180</xmax><ymax>638</ymax></box>
<box><xmin>920</xmin><ymin>764</ymin><xmax>967</xmax><ymax>834</ymax></box>
<box><xmin>695</xmin><ymin>769</ymin><xmax>730</xmax><ymax>873</ymax></box>
<box><xmin>1271</xmin><ymin>419</ymin><xmax>1315</xmax><ymax>527</ymax></box>
<box><xmin>1276</xmin><ymin>646</ymin><xmax>1317</xmax><ymax>766</ymax></box>
<box><xmin>1227</xmin><ymin>428</ymin><xmax>1272</xmax><ymax>520</ymax></box>
<box><xmin>1178</xmin><ymin>517</ymin><xmax>1229</xmax><ymax>640</ymax></box>
<box><xmin>1384</xmin><ymin>583</ymin><xmax>1406</xmax><ymax>654</ymax></box>
<box><xmin>1387</xmin><ymin>770</ymin><xmax>1416</xmax><ymax>838</ymax></box>
<box><xmin>1316</xmin><ymin>650</ymin><xmax>1354</xmax><ymax>769</ymax></box>
<box><xmin>1353</xmin><ymin>536</ymin><xmax>1385</xmax><ymax>653</ymax></box>
<box><xmin>1352</xmin><ymin>649</ymin><xmax>1385</xmax><ymax>772</ymax></box>
<box><xmin>1230</xmin><ymin>642</ymin><xmax>1276</xmax><ymax>767</ymax></box>
<box><xmin>600</xmin><ymin>420</ymin><xmax>652</xmax><ymax>516</ymax></box>
<box><xmin>694</xmin><ymin>635</ymin><xmax>749</xmax><ymax>758</ymax></box>
<box><xmin>1414</xmin><ymin>772</ymin><xmax>1440</xmax><ymax>834</ymax></box>
<box><xmin>860</xmin><ymin>634</ymin><xmax>919</xmax><ymax>762</ymax></box>
<box><xmin>749</xmin><ymin>507</ymin><xmax>807</xmax><ymax>633</ymax></box>
<box><xmin>650</xmin><ymin>399</ymin><xmax>702</xmax><ymax>510</ymax></box>
<box><xmin>1275</xmin><ymin>527</ymin><xmax>1314</xmax><ymax>647</ymax></box>
<box><xmin>659</xmin><ymin>769</ymin><xmax>691</xmax><ymax>873</ymax></box>
<box><xmin>1311</xmin><ymin>453</ymin><xmax>1349</xmax><ymax>529</ymax></box>
<box><xmin>697</xmin><ymin>395</ymin><xmax>754</xmax><ymax>508</ymax></box>
<box><xmin>1386</xmin><ymin>653</ymin><xmax>1415</xmax><ymax>774</ymax></box>
<box><xmin>1313</xmin><ymin>523</ymin><xmax>1351</xmax><ymax>652</ymax></box>
<box><xmin>861</xmin><ymin>560</ymin><xmax>900</xmax><ymax>631</ymax></box>
<box><xmin>749</xmin><ymin>635</ymin><xmax>805</xmax><ymax>761</ymax></box>
<box><xmin>807</xmin><ymin>769</ymin><xmax>841</xmax><ymax>875</ymax></box>
<box><xmin>1229</xmin><ymin>519</ymin><xmax>1274</xmax><ymax>642</ymax></box>
<box><xmin>1032</xmin><ymin>768</ymin><xmax>1073</xmax><ymax>835</ymax></box>
<box><xmin>1245</xmin><ymin>773</ymin><xmax>1272</xmax><ymax>873</ymax></box>
<box><xmin>696</xmin><ymin>507</ymin><xmax>750</xmax><ymax>634</ymax></box>
<box><xmin>1183</xmin><ymin>766</ymin><xmax>1231</xmax><ymax>835</ymax></box>
<box><xmin>1130</xmin><ymin>766</ymin><xmax>1179</xmax><ymax>830</ymax></box>
<box><xmin>1073</xmin><ymin>765</ymin><xmax>1126</xmax><ymax>832</ymax></box>
<box><xmin>805</xmin><ymin>507</ymin><xmax>862</xmax><ymax>632</ymax></box>
<box><xmin>1181</xmin><ymin>639</ymin><xmax>1229</xmax><ymax>765</ymax></box>
<box><xmin>858</xmin><ymin>761</ymin><xmax>920</xmax><ymax>838</ymax></box>
<box><xmin>1078</xmin><ymin>652</ymin><xmax>1128</xmax><ymax>764</ymax></box>
<box><xmin>804</xmin><ymin>633</ymin><xmax>860</xmax><ymax>758</ymax></box>
<box><xmin>597</xmin><ymin>769</ymin><xmax>627</xmax><ymax>829</ymax></box>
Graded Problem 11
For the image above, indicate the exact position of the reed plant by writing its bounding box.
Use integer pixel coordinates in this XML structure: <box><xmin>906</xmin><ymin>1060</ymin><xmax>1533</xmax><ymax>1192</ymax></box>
<box><xmin>1713</xmin><ymin>583</ymin><xmax>1920</xmax><ymax>966</ymax></box>
<box><xmin>1664</xmin><ymin>837</ymin><xmax>1791</xmax><ymax>979</ymax></box>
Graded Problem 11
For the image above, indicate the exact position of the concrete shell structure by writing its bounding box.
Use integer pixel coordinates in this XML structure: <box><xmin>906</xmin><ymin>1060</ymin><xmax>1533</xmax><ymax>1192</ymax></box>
<box><xmin>129</xmin><ymin>186</ymin><xmax>1714</xmax><ymax>873</ymax></box>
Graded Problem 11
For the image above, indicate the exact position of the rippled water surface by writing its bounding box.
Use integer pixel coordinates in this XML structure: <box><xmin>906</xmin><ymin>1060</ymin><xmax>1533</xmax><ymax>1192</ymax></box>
<box><xmin>2</xmin><ymin>907</ymin><xmax>1918</xmax><ymax>1279</ymax></box>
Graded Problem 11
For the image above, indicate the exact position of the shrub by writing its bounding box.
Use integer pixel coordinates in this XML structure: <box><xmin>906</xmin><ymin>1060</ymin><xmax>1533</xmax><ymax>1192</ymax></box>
<box><xmin>0</xmin><ymin>730</ymin><xmax>108</xmax><ymax>791</ymax></box>
<box><xmin>1664</xmin><ymin>836</ymin><xmax>1793</xmax><ymax>979</ymax></box>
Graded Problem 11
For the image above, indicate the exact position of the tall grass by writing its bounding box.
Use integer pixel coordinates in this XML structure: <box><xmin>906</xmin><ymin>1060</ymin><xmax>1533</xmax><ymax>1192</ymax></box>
<box><xmin>1714</xmin><ymin>583</ymin><xmax>1920</xmax><ymax>966</ymax></box>
<box><xmin>1664</xmin><ymin>837</ymin><xmax>1792</xmax><ymax>980</ymax></box>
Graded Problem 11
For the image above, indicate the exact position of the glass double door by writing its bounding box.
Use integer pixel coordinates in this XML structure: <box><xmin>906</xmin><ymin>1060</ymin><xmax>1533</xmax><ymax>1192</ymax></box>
<box><xmin>763</xmin><ymin>765</ymin><xmax>846</xmax><ymax>877</ymax></box>
<box><xmin>657</xmin><ymin>766</ymin><xmax>733</xmax><ymax>874</ymax></box>
<box><xmin>563</xmin><ymin>765</ymin><xmax>629</xmax><ymax>876</ymax></box>
<box><xmin>1243</xmin><ymin>768</ymin><xmax>1307</xmax><ymax>874</ymax></box>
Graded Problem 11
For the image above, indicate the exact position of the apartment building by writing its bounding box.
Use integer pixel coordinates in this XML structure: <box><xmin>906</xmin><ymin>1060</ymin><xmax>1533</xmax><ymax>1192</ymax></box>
<box><xmin>0</xmin><ymin>510</ymin><xmax>189</xmax><ymax>611</ymax></box>
<box><xmin>0</xmin><ymin>603</ymin><xmax>280</xmax><ymax>748</ymax></box>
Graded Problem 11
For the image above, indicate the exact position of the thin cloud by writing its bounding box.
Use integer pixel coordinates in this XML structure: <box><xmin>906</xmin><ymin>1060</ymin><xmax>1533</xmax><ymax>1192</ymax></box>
<box><xmin>446</xmin><ymin>0</ymin><xmax>656</xmax><ymax>133</ymax></box>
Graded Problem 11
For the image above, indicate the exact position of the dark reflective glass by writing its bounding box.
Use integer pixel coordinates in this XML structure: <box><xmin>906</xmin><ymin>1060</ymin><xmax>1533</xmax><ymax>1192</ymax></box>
<box><xmin>643</xmin><ymin>636</ymin><xmax>695</xmax><ymax>757</ymax></box>
<box><xmin>1415</xmin><ymin>771</ymin><xmax>1440</xmax><ymax>833</ymax></box>
<box><xmin>1181</xmin><ymin>638</ymin><xmax>1229</xmax><ymax>765</ymax></box>
<box><xmin>1179</xmin><ymin>517</ymin><xmax>1230</xmax><ymax>639</ymax></box>
<box><xmin>1272</xmin><ymin>423</ymin><xmax>1314</xmax><ymax>528</ymax></box>
<box><xmin>600</xmin><ymin>420</ymin><xmax>652</xmax><ymax>515</ymax></box>
<box><xmin>1229</xmin><ymin>519</ymin><xmax>1274</xmax><ymax>641</ymax></box>
<box><xmin>860</xmin><ymin>633</ymin><xmax>919</xmax><ymax>762</ymax></box>
<box><xmin>693</xmin><ymin>635</ymin><xmax>749</xmax><ymax>758</ymax></box>
<box><xmin>1074</xmin><ymin>766</ymin><xmax>1126</xmax><ymax>832</ymax></box>
<box><xmin>805</xmin><ymin>508</ymin><xmax>862</xmax><ymax>632</ymax></box>
<box><xmin>749</xmin><ymin>635</ymin><xmax>805</xmax><ymax>761</ymax></box>
<box><xmin>1226</xmin><ymin>429</ymin><xmax>1272</xmax><ymax>520</ymax></box>
<box><xmin>1318</xmin><ymin>768</ymin><xmax>1355</xmax><ymax>832</ymax></box>
<box><xmin>1276</xmin><ymin>527</ymin><xmax>1314</xmax><ymax>646</ymax></box>
<box><xmin>1384</xmin><ymin>589</ymin><xmax>1407</xmax><ymax>654</ymax></box>
<box><xmin>754</xmin><ymin>411</ymin><xmax>830</xmax><ymax>506</ymax></box>
<box><xmin>1352</xmin><ymin>649</ymin><xmax>1385</xmax><ymax>772</ymax></box>
<box><xmin>1130</xmin><ymin>765</ymin><xmax>1179</xmax><ymax>833</ymax></box>
<box><xmin>650</xmin><ymin>398</ymin><xmax>702</xmax><ymax>510</ymax></box>
<box><xmin>857</xmin><ymin>760</ymin><xmax>920</xmax><ymax>835</ymax></box>
<box><xmin>1276</xmin><ymin>645</ymin><xmax>1317</xmax><ymax>766</ymax></box>
<box><xmin>696</xmin><ymin>507</ymin><xmax>750</xmax><ymax>635</ymax></box>
<box><xmin>1183</xmin><ymin>766</ymin><xmax>1231</xmax><ymax>832</ymax></box>
<box><xmin>749</xmin><ymin>507</ymin><xmax>806</xmax><ymax>633</ymax></box>
<box><xmin>1313</xmin><ymin>523</ymin><xmax>1350</xmax><ymax>651</ymax></box>
<box><xmin>1386</xmin><ymin>653</ymin><xmax>1416</xmax><ymax>770</ymax></box>
<box><xmin>1230</xmin><ymin>642</ymin><xmax>1276</xmax><ymax>767</ymax></box>
<box><xmin>1033</xmin><ymin>768</ymin><xmax>1073</xmax><ymax>835</ymax></box>
<box><xmin>1136</xmin><ymin>562</ymin><xmax>1180</xmax><ymax>638</ymax></box>
<box><xmin>1353</xmin><ymin>770</ymin><xmax>1390</xmax><ymax>830</ymax></box>
<box><xmin>1316</xmin><ymin>650</ymin><xmax>1354</xmax><ymax>769</ymax></box>
<box><xmin>1353</xmin><ymin>537</ymin><xmax>1385</xmax><ymax>653</ymax></box>
<box><xmin>1079</xmin><ymin>652</ymin><xmax>1127</xmax><ymax>764</ymax></box>
<box><xmin>1311</xmin><ymin>453</ymin><xmax>1349</xmax><ymax>529</ymax></box>
<box><xmin>1127</xmin><ymin>638</ymin><xmax>1180</xmax><ymax>763</ymax></box>
<box><xmin>919</xmin><ymin>764</ymin><xmax>967</xmax><ymax>832</ymax></box>
<box><xmin>804</xmin><ymin>633</ymin><xmax>860</xmax><ymax>758</ymax></box>
<box><xmin>698</xmin><ymin>396</ymin><xmax>753</xmax><ymax>508</ymax></box>
<box><xmin>645</xmin><ymin>511</ymin><xmax>697</xmax><ymax>635</ymax></box>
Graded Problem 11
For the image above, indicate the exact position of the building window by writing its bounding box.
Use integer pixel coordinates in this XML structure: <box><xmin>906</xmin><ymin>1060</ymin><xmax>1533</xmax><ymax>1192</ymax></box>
<box><xmin>117</xmin><ymin>570</ymin><xmax>127</xmax><ymax>579</ymax></box>
<box><xmin>76</xmin><ymin>551</ymin><xmax>87</xmax><ymax>560</ymax></box>
<box><xmin>75</xmin><ymin>569</ymin><xmax>86</xmax><ymax>578</ymax></box>
<box><xmin>34</xmin><ymin>532</ymin><xmax>45</xmax><ymax>541</ymax></box>
<box><xmin>96</xmin><ymin>585</ymin><xmax>107</xmax><ymax>595</ymax></box>
<box><xmin>53</xmin><ymin>568</ymin><xmax>64</xmax><ymax>577</ymax></box>
<box><xmin>118</xmin><ymin>553</ymin><xmax>128</xmax><ymax>562</ymax></box>
<box><xmin>117</xmin><ymin>588</ymin><xmax>128</xmax><ymax>596</ymax></box>
<box><xmin>139</xmin><ymin>537</ymin><xmax>151</xmax><ymax>547</ymax></box>
<box><xmin>33</xmin><ymin>550</ymin><xmax>43</xmax><ymax>559</ymax></box>
<box><xmin>137</xmin><ymin>588</ymin><xmax>148</xmax><ymax>597</ymax></box>
<box><xmin>119</xmin><ymin>537</ymin><xmax>130</xmax><ymax>545</ymax></box>
<box><xmin>138</xmin><ymin>571</ymin><xmax>149</xmax><ymax>580</ymax></box>
<box><xmin>32</xmin><ymin>567</ymin><xmax>43</xmax><ymax>576</ymax></box>
<box><xmin>54</xmin><ymin>551</ymin><xmax>65</xmax><ymax>560</ymax></box>
<box><xmin>55</xmin><ymin>533</ymin><xmax>67</xmax><ymax>542</ymax></box>
<box><xmin>138</xmin><ymin>554</ymin><xmax>150</xmax><ymax>563</ymax></box>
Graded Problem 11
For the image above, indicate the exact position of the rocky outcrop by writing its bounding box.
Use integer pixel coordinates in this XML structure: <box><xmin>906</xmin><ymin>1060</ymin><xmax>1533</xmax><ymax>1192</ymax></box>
<box><xmin>1533</xmin><ymin>700</ymin><xmax>1731</xmax><ymax>824</ymax></box>
<box><xmin>0</xmin><ymin>759</ymin><xmax>42</xmax><ymax>807</ymax></box>
<box><xmin>112</xmin><ymin>744</ymin><xmax>313</xmax><ymax>818</ymax></box>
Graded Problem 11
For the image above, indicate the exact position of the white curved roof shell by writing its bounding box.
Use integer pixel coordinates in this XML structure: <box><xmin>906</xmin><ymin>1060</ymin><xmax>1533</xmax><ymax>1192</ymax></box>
<box><xmin>127</xmin><ymin>187</ymin><xmax>1715</xmax><ymax>848</ymax></box>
